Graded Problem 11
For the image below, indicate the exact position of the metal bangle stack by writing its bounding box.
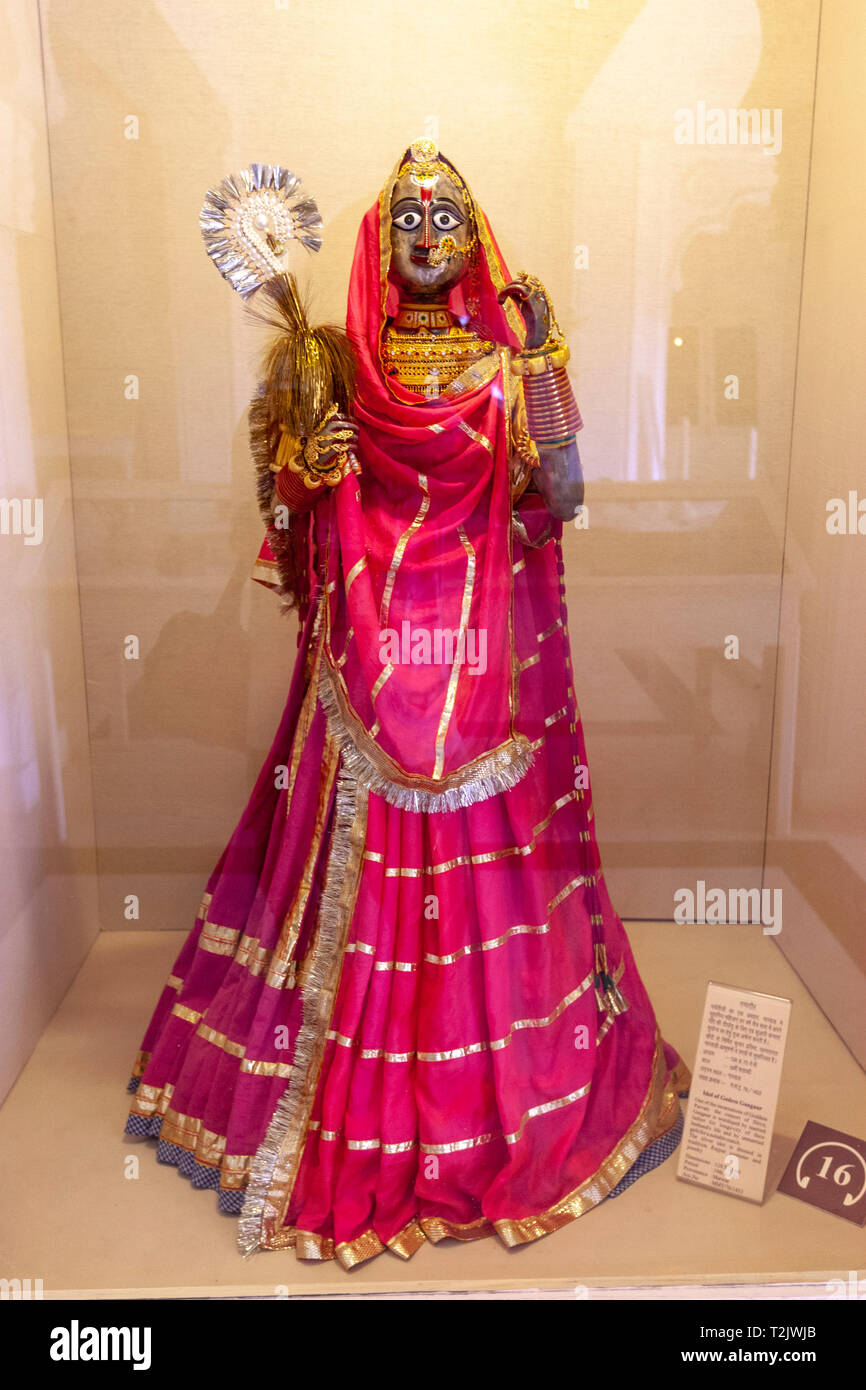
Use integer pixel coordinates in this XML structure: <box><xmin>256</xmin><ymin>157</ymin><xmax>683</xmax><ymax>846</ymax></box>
<box><xmin>508</xmin><ymin>273</ymin><xmax>582</xmax><ymax>450</ymax></box>
<box><xmin>513</xmin><ymin>348</ymin><xmax>582</xmax><ymax>449</ymax></box>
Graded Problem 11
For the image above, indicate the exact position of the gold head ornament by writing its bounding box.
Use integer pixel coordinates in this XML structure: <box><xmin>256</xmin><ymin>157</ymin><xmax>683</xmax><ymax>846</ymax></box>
<box><xmin>397</xmin><ymin>137</ymin><xmax>472</xmax><ymax>210</ymax></box>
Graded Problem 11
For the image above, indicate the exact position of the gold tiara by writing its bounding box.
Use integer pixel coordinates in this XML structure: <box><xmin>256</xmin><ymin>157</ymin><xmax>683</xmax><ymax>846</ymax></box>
<box><xmin>397</xmin><ymin>138</ymin><xmax>471</xmax><ymax>207</ymax></box>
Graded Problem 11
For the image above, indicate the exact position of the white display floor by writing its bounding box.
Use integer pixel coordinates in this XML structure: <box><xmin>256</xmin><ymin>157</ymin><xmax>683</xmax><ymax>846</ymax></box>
<box><xmin>1</xmin><ymin>922</ymin><xmax>864</xmax><ymax>1299</ymax></box>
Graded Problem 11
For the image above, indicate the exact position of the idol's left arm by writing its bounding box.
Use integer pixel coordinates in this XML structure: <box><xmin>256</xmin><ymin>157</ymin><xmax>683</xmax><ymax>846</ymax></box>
<box><xmin>533</xmin><ymin>438</ymin><xmax>584</xmax><ymax>521</ymax></box>
<box><xmin>499</xmin><ymin>276</ymin><xmax>585</xmax><ymax>523</ymax></box>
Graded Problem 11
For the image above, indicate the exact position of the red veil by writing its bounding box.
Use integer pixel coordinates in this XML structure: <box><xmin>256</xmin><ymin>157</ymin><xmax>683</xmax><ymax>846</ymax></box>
<box><xmin>316</xmin><ymin>151</ymin><xmax>535</xmax><ymax>810</ymax></box>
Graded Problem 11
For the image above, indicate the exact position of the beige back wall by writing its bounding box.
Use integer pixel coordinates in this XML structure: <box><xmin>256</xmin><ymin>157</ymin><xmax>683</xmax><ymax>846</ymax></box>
<box><xmin>37</xmin><ymin>0</ymin><xmax>820</xmax><ymax>939</ymax></box>
<box><xmin>767</xmin><ymin>0</ymin><xmax>866</xmax><ymax>1065</ymax></box>
<box><xmin>1</xmin><ymin>0</ymin><xmax>99</xmax><ymax>1102</ymax></box>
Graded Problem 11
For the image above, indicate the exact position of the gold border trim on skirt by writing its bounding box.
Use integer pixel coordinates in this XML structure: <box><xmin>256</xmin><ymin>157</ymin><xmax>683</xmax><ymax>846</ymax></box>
<box><xmin>243</xmin><ymin>1035</ymin><xmax>689</xmax><ymax>1268</ymax></box>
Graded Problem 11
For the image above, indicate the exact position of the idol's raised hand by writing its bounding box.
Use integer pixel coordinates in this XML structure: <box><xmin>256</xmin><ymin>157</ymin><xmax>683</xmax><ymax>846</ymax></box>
<box><xmin>497</xmin><ymin>277</ymin><xmax>552</xmax><ymax>350</ymax></box>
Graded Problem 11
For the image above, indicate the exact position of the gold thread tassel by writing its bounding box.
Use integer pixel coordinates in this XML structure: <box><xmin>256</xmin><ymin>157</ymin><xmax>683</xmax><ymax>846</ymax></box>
<box><xmin>246</xmin><ymin>273</ymin><xmax>357</xmax><ymax>613</ymax></box>
<box><xmin>593</xmin><ymin>943</ymin><xmax>629</xmax><ymax>1017</ymax></box>
<box><xmin>247</xmin><ymin>272</ymin><xmax>357</xmax><ymax>441</ymax></box>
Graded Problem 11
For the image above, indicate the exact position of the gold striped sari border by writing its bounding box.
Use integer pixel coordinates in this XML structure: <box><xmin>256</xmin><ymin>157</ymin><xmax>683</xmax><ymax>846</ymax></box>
<box><xmin>378</xmin><ymin>473</ymin><xmax>430</xmax><ymax>628</ymax></box>
<box><xmin>344</xmin><ymin>555</ymin><xmax>367</xmax><ymax>592</ymax></box>
<box><xmin>322</xmin><ymin>959</ymin><xmax>624</xmax><ymax>1063</ymax></box>
<box><xmin>433</xmin><ymin>523</ymin><xmax>475</xmax><ymax>780</ymax></box>
<box><xmin>361</xmin><ymin>785</ymin><xmax>583</xmax><ymax>879</ymax></box>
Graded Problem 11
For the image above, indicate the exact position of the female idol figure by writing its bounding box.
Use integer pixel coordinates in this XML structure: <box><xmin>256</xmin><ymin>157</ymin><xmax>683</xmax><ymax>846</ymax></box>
<box><xmin>126</xmin><ymin>141</ymin><xmax>690</xmax><ymax>1268</ymax></box>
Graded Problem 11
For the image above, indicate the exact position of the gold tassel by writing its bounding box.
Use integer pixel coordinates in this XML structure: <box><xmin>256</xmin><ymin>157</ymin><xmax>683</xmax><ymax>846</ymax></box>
<box><xmin>247</xmin><ymin>272</ymin><xmax>356</xmax><ymax>440</ymax></box>
<box><xmin>593</xmin><ymin>942</ymin><xmax>629</xmax><ymax>1017</ymax></box>
<box><xmin>605</xmin><ymin>977</ymin><xmax>629</xmax><ymax>1017</ymax></box>
<box><xmin>274</xmin><ymin>425</ymin><xmax>300</xmax><ymax>472</ymax></box>
<box><xmin>246</xmin><ymin>272</ymin><xmax>357</xmax><ymax>613</ymax></box>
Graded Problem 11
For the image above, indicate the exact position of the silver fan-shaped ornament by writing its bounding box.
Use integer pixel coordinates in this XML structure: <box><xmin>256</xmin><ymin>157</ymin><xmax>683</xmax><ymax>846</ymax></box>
<box><xmin>199</xmin><ymin>163</ymin><xmax>323</xmax><ymax>298</ymax></box>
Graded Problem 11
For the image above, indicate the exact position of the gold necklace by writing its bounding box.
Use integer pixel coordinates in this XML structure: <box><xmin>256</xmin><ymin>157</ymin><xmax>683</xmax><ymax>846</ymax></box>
<box><xmin>382</xmin><ymin>310</ymin><xmax>494</xmax><ymax>395</ymax></box>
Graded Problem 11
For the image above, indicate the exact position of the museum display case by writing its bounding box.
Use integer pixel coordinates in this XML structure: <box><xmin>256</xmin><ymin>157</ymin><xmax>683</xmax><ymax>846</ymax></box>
<box><xmin>1</xmin><ymin>0</ymin><xmax>864</xmax><ymax>1304</ymax></box>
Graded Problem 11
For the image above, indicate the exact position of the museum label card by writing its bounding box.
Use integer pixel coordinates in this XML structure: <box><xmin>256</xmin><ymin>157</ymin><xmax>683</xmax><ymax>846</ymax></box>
<box><xmin>777</xmin><ymin>1120</ymin><xmax>866</xmax><ymax>1226</ymax></box>
<box><xmin>677</xmin><ymin>981</ymin><xmax>791</xmax><ymax>1203</ymax></box>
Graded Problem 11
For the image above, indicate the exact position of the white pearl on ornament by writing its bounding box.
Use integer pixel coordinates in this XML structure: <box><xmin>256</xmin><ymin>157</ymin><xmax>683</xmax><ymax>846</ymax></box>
<box><xmin>254</xmin><ymin>213</ymin><xmax>268</xmax><ymax>230</ymax></box>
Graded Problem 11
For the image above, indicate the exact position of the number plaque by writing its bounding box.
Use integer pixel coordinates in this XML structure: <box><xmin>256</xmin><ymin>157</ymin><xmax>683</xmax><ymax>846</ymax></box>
<box><xmin>777</xmin><ymin>1120</ymin><xmax>866</xmax><ymax>1226</ymax></box>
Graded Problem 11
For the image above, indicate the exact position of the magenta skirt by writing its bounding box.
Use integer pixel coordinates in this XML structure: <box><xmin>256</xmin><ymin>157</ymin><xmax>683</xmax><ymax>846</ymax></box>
<box><xmin>126</xmin><ymin>502</ymin><xmax>690</xmax><ymax>1268</ymax></box>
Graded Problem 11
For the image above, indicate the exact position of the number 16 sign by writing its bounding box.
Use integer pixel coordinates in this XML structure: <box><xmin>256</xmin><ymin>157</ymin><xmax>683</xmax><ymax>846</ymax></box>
<box><xmin>778</xmin><ymin>1119</ymin><xmax>866</xmax><ymax>1226</ymax></box>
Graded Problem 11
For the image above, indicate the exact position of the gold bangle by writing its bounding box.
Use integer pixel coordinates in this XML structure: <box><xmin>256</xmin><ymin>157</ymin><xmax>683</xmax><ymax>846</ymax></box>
<box><xmin>511</xmin><ymin>344</ymin><xmax>571</xmax><ymax>376</ymax></box>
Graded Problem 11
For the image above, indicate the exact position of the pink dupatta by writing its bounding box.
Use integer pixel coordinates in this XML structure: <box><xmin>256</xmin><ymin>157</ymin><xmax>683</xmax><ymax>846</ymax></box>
<box><xmin>317</xmin><ymin>170</ymin><xmax>534</xmax><ymax>810</ymax></box>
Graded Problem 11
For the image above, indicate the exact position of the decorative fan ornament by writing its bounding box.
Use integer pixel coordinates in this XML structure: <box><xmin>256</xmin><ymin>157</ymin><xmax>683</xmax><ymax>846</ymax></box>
<box><xmin>198</xmin><ymin>161</ymin><xmax>356</xmax><ymax>617</ymax></box>
<box><xmin>199</xmin><ymin>163</ymin><xmax>323</xmax><ymax>298</ymax></box>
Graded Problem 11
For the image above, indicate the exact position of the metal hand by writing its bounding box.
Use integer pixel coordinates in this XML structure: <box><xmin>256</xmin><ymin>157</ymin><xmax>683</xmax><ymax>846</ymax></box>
<box><xmin>315</xmin><ymin>410</ymin><xmax>359</xmax><ymax>467</ymax></box>
<box><xmin>497</xmin><ymin>278</ymin><xmax>551</xmax><ymax>350</ymax></box>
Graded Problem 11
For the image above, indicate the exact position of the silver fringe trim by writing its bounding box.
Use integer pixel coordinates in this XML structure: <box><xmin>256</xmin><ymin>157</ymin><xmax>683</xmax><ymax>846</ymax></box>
<box><xmin>237</xmin><ymin>763</ymin><xmax>361</xmax><ymax>1257</ymax></box>
<box><xmin>318</xmin><ymin>661</ymin><xmax>535</xmax><ymax>814</ymax></box>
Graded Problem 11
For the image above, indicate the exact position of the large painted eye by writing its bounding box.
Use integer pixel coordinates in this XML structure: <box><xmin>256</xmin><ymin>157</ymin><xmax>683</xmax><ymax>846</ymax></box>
<box><xmin>432</xmin><ymin>209</ymin><xmax>461</xmax><ymax>232</ymax></box>
<box><xmin>392</xmin><ymin>210</ymin><xmax>422</xmax><ymax>231</ymax></box>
